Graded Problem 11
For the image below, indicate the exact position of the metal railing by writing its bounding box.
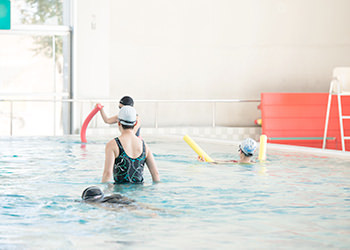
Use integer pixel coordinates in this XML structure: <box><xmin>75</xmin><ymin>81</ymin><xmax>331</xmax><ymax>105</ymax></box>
<box><xmin>134</xmin><ymin>99</ymin><xmax>261</xmax><ymax>128</ymax></box>
<box><xmin>0</xmin><ymin>98</ymin><xmax>261</xmax><ymax>136</ymax></box>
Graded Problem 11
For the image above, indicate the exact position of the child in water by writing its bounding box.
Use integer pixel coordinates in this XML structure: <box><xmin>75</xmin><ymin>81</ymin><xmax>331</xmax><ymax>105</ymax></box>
<box><xmin>81</xmin><ymin>186</ymin><xmax>135</xmax><ymax>205</ymax></box>
<box><xmin>96</xmin><ymin>96</ymin><xmax>141</xmax><ymax>136</ymax></box>
<box><xmin>81</xmin><ymin>186</ymin><xmax>162</xmax><ymax>214</ymax></box>
<box><xmin>198</xmin><ymin>138</ymin><xmax>257</xmax><ymax>164</ymax></box>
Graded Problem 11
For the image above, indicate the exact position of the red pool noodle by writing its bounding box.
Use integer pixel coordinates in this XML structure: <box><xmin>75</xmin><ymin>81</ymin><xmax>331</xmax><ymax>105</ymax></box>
<box><xmin>80</xmin><ymin>104</ymin><xmax>103</xmax><ymax>143</ymax></box>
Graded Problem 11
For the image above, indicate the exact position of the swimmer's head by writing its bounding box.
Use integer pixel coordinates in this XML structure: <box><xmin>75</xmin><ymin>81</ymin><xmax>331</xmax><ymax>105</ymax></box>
<box><xmin>81</xmin><ymin>186</ymin><xmax>104</xmax><ymax>202</ymax></box>
<box><xmin>118</xmin><ymin>106</ymin><xmax>137</xmax><ymax>127</ymax></box>
<box><xmin>239</xmin><ymin>138</ymin><xmax>257</xmax><ymax>157</ymax></box>
<box><xmin>81</xmin><ymin>187</ymin><xmax>134</xmax><ymax>205</ymax></box>
<box><xmin>119</xmin><ymin>96</ymin><xmax>134</xmax><ymax>108</ymax></box>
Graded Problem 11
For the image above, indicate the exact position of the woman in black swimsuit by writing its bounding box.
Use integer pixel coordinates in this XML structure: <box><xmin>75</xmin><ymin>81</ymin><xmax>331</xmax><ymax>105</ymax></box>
<box><xmin>101</xmin><ymin>106</ymin><xmax>160</xmax><ymax>184</ymax></box>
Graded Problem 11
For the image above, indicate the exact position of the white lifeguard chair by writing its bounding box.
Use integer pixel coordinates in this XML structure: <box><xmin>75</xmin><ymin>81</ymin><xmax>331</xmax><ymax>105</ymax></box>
<box><xmin>322</xmin><ymin>67</ymin><xmax>350</xmax><ymax>151</ymax></box>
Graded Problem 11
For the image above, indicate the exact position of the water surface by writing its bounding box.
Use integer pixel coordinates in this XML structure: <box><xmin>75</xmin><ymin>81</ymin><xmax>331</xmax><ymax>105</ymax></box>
<box><xmin>1</xmin><ymin>136</ymin><xmax>350</xmax><ymax>249</ymax></box>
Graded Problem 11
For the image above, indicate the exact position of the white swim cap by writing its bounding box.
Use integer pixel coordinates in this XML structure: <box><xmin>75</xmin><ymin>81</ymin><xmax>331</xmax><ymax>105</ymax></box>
<box><xmin>239</xmin><ymin>138</ymin><xmax>257</xmax><ymax>156</ymax></box>
<box><xmin>118</xmin><ymin>106</ymin><xmax>137</xmax><ymax>126</ymax></box>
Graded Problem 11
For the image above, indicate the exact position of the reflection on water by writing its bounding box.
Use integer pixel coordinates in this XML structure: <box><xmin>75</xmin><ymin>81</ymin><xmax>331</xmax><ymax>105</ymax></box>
<box><xmin>1</xmin><ymin>135</ymin><xmax>350</xmax><ymax>249</ymax></box>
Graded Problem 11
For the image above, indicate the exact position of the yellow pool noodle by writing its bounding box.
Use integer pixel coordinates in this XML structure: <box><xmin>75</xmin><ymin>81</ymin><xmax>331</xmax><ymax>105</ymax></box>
<box><xmin>183</xmin><ymin>135</ymin><xmax>214</xmax><ymax>162</ymax></box>
<box><xmin>258</xmin><ymin>134</ymin><xmax>267</xmax><ymax>161</ymax></box>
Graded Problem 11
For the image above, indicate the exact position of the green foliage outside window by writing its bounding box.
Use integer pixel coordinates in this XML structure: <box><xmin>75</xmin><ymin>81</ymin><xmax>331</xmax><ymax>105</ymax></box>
<box><xmin>18</xmin><ymin>0</ymin><xmax>64</xmax><ymax>62</ymax></box>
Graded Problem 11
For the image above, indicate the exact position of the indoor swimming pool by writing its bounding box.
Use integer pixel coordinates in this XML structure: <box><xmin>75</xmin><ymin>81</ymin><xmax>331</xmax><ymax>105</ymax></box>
<box><xmin>0</xmin><ymin>135</ymin><xmax>350</xmax><ymax>249</ymax></box>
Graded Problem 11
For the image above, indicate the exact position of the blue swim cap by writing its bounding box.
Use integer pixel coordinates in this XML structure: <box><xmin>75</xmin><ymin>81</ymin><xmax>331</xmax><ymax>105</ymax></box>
<box><xmin>239</xmin><ymin>138</ymin><xmax>257</xmax><ymax>156</ymax></box>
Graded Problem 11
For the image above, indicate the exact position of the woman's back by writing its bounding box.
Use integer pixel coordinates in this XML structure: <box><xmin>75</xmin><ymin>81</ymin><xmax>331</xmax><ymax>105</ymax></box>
<box><xmin>118</xmin><ymin>134</ymin><xmax>144</xmax><ymax>158</ymax></box>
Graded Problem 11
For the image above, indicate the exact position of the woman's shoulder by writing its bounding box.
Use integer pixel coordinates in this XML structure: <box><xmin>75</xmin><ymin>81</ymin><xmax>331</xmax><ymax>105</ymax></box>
<box><xmin>106</xmin><ymin>138</ymin><xmax>118</xmax><ymax>148</ymax></box>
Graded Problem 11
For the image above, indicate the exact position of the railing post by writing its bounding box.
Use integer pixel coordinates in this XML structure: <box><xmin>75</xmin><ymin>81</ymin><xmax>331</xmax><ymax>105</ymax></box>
<box><xmin>10</xmin><ymin>101</ymin><xmax>13</xmax><ymax>136</ymax></box>
<box><xmin>92</xmin><ymin>101</ymin><xmax>97</xmax><ymax>128</ymax></box>
<box><xmin>53</xmin><ymin>35</ymin><xmax>57</xmax><ymax>136</ymax></box>
<box><xmin>212</xmin><ymin>102</ymin><xmax>216</xmax><ymax>127</ymax></box>
<box><xmin>155</xmin><ymin>102</ymin><xmax>158</xmax><ymax>128</ymax></box>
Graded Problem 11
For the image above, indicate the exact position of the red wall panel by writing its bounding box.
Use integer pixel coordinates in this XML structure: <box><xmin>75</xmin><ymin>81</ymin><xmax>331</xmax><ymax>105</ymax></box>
<box><xmin>261</xmin><ymin>93</ymin><xmax>350</xmax><ymax>151</ymax></box>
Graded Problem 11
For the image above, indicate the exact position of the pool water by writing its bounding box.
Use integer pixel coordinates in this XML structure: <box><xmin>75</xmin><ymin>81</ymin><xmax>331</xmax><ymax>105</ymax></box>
<box><xmin>1</xmin><ymin>135</ymin><xmax>350</xmax><ymax>249</ymax></box>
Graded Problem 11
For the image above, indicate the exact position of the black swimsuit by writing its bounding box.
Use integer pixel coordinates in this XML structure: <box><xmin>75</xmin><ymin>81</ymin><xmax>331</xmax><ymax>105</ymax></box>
<box><xmin>135</xmin><ymin>127</ymin><xmax>141</xmax><ymax>137</ymax></box>
<box><xmin>113</xmin><ymin>138</ymin><xmax>146</xmax><ymax>183</ymax></box>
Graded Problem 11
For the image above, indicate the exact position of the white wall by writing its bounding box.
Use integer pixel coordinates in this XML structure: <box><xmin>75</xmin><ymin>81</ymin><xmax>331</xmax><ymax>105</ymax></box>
<box><xmin>74</xmin><ymin>0</ymin><xmax>110</xmax><ymax>99</ymax></box>
<box><xmin>74</xmin><ymin>0</ymin><xmax>350</xmax><ymax>129</ymax></box>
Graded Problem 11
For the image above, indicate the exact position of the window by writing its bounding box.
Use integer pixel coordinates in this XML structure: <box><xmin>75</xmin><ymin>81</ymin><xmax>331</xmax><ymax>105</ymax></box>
<box><xmin>0</xmin><ymin>0</ymin><xmax>71</xmax><ymax>135</ymax></box>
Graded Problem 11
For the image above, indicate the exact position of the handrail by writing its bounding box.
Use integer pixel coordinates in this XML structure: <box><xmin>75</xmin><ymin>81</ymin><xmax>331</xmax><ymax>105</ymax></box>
<box><xmin>0</xmin><ymin>98</ymin><xmax>259</xmax><ymax>102</ymax></box>
<box><xmin>0</xmin><ymin>25</ymin><xmax>71</xmax><ymax>36</ymax></box>
<box><xmin>0</xmin><ymin>98</ymin><xmax>261</xmax><ymax>135</ymax></box>
<box><xmin>0</xmin><ymin>93</ymin><xmax>70</xmax><ymax>96</ymax></box>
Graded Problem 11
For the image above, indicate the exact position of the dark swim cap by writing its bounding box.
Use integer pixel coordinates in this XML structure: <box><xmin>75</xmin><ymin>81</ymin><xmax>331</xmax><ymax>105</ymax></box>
<box><xmin>81</xmin><ymin>186</ymin><xmax>104</xmax><ymax>201</ymax></box>
<box><xmin>119</xmin><ymin>96</ymin><xmax>134</xmax><ymax>106</ymax></box>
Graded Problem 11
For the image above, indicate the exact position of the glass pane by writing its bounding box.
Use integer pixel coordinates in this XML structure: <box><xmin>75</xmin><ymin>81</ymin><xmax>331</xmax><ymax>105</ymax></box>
<box><xmin>0</xmin><ymin>100</ymin><xmax>70</xmax><ymax>136</ymax></box>
<box><xmin>0</xmin><ymin>102</ymin><xmax>11</xmax><ymax>135</ymax></box>
<box><xmin>0</xmin><ymin>33</ymin><xmax>68</xmax><ymax>135</ymax></box>
<box><xmin>0</xmin><ymin>0</ymin><xmax>70</xmax><ymax>135</ymax></box>
<box><xmin>11</xmin><ymin>0</ymin><xmax>63</xmax><ymax>26</ymax></box>
<box><xmin>0</xmin><ymin>34</ymin><xmax>64</xmax><ymax>96</ymax></box>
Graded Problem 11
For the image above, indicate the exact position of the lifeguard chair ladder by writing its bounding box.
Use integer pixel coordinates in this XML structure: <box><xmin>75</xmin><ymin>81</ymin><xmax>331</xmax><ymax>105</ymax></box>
<box><xmin>322</xmin><ymin>67</ymin><xmax>350</xmax><ymax>151</ymax></box>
